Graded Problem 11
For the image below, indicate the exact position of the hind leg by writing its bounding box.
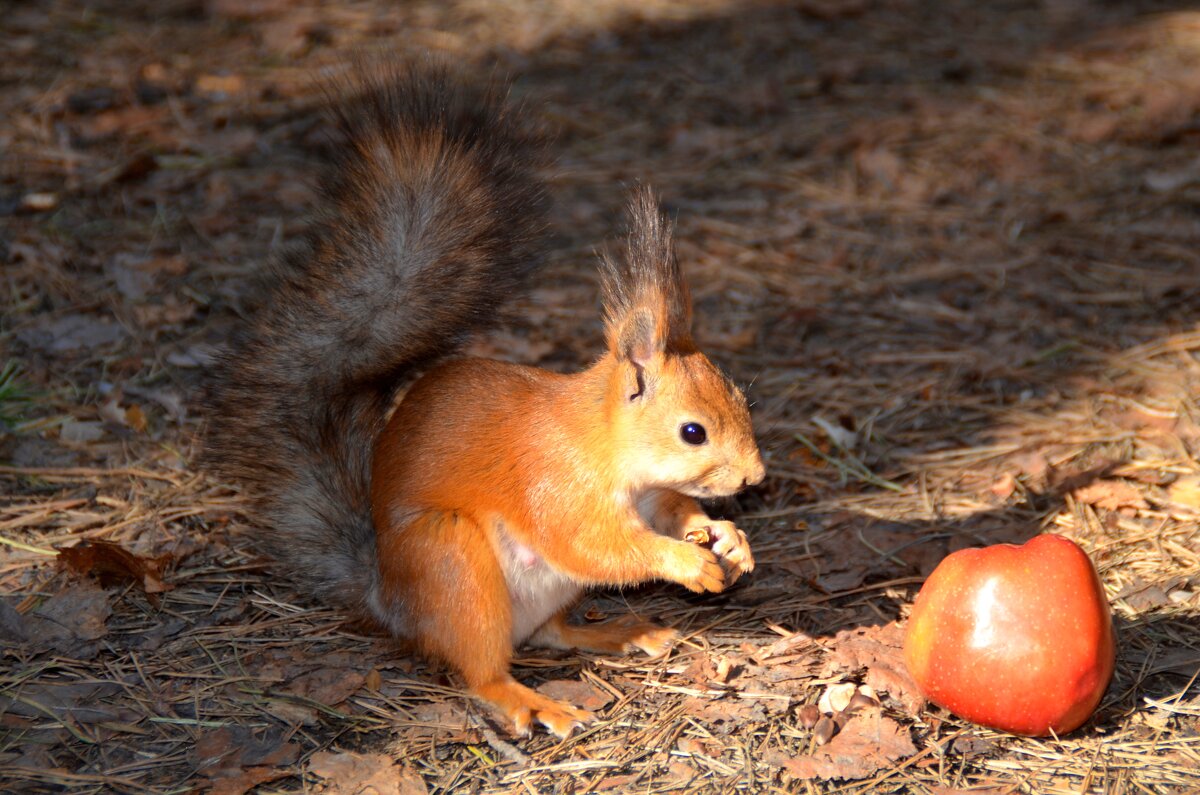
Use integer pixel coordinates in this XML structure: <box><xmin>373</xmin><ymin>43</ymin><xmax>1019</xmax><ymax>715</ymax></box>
<box><xmin>376</xmin><ymin>509</ymin><xmax>593</xmax><ymax>738</ymax></box>
<box><xmin>530</xmin><ymin>609</ymin><xmax>679</xmax><ymax>658</ymax></box>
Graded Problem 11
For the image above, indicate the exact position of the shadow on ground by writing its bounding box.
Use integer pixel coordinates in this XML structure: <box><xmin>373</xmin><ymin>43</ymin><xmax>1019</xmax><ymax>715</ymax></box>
<box><xmin>3</xmin><ymin>0</ymin><xmax>1199</xmax><ymax>792</ymax></box>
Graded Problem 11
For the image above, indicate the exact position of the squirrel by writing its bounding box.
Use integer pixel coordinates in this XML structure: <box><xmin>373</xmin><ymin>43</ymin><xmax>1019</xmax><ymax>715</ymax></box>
<box><xmin>207</xmin><ymin>63</ymin><xmax>765</xmax><ymax>739</ymax></box>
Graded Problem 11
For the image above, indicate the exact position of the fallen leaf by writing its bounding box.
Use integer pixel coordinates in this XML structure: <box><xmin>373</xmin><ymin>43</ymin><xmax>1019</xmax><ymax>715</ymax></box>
<box><xmin>821</xmin><ymin>623</ymin><xmax>925</xmax><ymax>714</ymax></box>
<box><xmin>595</xmin><ymin>773</ymin><xmax>641</xmax><ymax>791</ymax></box>
<box><xmin>308</xmin><ymin>751</ymin><xmax>428</xmax><ymax>795</ymax></box>
<box><xmin>58</xmin><ymin>540</ymin><xmax>173</xmax><ymax>594</ymax></box>
<box><xmin>676</xmin><ymin>737</ymin><xmax>716</xmax><ymax>756</ymax></box>
<box><xmin>195</xmin><ymin>74</ymin><xmax>245</xmax><ymax>97</ymax></box>
<box><xmin>1009</xmin><ymin>449</ymin><xmax>1050</xmax><ymax>483</ymax></box>
<box><xmin>713</xmin><ymin>655</ymin><xmax>739</xmax><ymax>684</ymax></box>
<box><xmin>0</xmin><ymin>680</ymin><xmax>131</xmax><ymax>725</ymax></box>
<box><xmin>680</xmin><ymin>695</ymin><xmax>776</xmax><ymax>732</ymax></box>
<box><xmin>194</xmin><ymin>726</ymin><xmax>299</xmax><ymax>772</ymax></box>
<box><xmin>950</xmin><ymin>734</ymin><xmax>999</xmax><ymax>757</ymax></box>
<box><xmin>401</xmin><ymin>701</ymin><xmax>480</xmax><ymax>743</ymax></box>
<box><xmin>1146</xmin><ymin>647</ymin><xmax>1200</xmax><ymax>677</ymax></box>
<box><xmin>31</xmin><ymin>585</ymin><xmax>112</xmax><ymax>641</ymax></box>
<box><xmin>16</xmin><ymin>314</ymin><xmax>125</xmax><ymax>353</ymax></box>
<box><xmin>536</xmin><ymin>678</ymin><xmax>614</xmax><ymax>711</ymax></box>
<box><xmin>125</xmin><ymin>404</ymin><xmax>148</xmax><ymax>432</ymax></box>
<box><xmin>0</xmin><ymin>600</ymin><xmax>28</xmax><ymax>643</ymax></box>
<box><xmin>682</xmin><ymin>654</ymin><xmax>718</xmax><ymax>685</ymax></box>
<box><xmin>1072</xmin><ymin>480</ymin><xmax>1148</xmax><ymax>511</ymax></box>
<box><xmin>1113</xmin><ymin>404</ymin><xmax>1179</xmax><ymax>435</ymax></box>
<box><xmin>752</xmin><ymin>629</ymin><xmax>816</xmax><ymax>662</ymax></box>
<box><xmin>107</xmin><ymin>254</ymin><xmax>158</xmax><ymax>300</ymax></box>
<box><xmin>1117</xmin><ymin>580</ymin><xmax>1175</xmax><ymax>612</ymax></box>
<box><xmin>990</xmin><ymin>472</ymin><xmax>1017</xmax><ymax>500</ymax></box>
<box><xmin>814</xmin><ymin>565</ymin><xmax>869</xmax><ymax>594</ymax></box>
<box><xmin>1167</xmin><ymin>475</ymin><xmax>1200</xmax><ymax>509</ymax></box>
<box><xmin>773</xmin><ymin>706</ymin><xmax>916</xmax><ymax>780</ymax></box>
<box><xmin>285</xmin><ymin>668</ymin><xmax>365</xmax><ymax>707</ymax></box>
<box><xmin>665</xmin><ymin>760</ymin><xmax>699</xmax><ymax>784</ymax></box>
<box><xmin>193</xmin><ymin>728</ymin><xmax>246</xmax><ymax>772</ymax></box>
<box><xmin>193</xmin><ymin>726</ymin><xmax>299</xmax><ymax>794</ymax></box>
<box><xmin>11</xmin><ymin>581</ymin><xmax>113</xmax><ymax>658</ymax></box>
<box><xmin>263</xmin><ymin>700</ymin><xmax>319</xmax><ymax>727</ymax></box>
<box><xmin>204</xmin><ymin>767</ymin><xmax>292</xmax><ymax>795</ymax></box>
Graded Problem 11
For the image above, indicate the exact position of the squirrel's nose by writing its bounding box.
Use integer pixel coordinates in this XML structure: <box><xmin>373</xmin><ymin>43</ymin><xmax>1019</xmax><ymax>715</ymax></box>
<box><xmin>742</xmin><ymin>459</ymin><xmax>766</xmax><ymax>489</ymax></box>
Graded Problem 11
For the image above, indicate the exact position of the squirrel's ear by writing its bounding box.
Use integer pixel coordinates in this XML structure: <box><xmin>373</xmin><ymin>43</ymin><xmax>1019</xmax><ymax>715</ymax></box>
<box><xmin>612</xmin><ymin>307</ymin><xmax>664</xmax><ymax>401</ymax></box>
<box><xmin>614</xmin><ymin>306</ymin><xmax>665</xmax><ymax>368</ymax></box>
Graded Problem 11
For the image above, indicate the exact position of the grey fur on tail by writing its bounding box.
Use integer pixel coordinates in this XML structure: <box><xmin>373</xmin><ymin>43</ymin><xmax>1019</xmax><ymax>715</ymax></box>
<box><xmin>206</xmin><ymin>63</ymin><xmax>548</xmax><ymax>614</ymax></box>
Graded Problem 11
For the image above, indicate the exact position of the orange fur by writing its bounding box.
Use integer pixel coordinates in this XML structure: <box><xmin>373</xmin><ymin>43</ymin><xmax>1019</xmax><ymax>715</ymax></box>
<box><xmin>207</xmin><ymin>70</ymin><xmax>761</xmax><ymax>740</ymax></box>
<box><xmin>370</xmin><ymin>193</ymin><xmax>764</xmax><ymax>737</ymax></box>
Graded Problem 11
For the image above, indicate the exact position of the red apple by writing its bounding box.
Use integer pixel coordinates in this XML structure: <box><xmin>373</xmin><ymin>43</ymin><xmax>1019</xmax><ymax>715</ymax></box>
<box><xmin>903</xmin><ymin>534</ymin><xmax>1115</xmax><ymax>736</ymax></box>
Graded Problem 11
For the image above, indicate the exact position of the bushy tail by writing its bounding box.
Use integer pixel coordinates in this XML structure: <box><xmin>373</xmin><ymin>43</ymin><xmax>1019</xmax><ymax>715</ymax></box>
<box><xmin>206</xmin><ymin>63</ymin><xmax>548</xmax><ymax>612</ymax></box>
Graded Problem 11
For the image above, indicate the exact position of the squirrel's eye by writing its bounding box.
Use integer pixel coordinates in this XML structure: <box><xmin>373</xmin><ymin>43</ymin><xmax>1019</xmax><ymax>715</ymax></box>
<box><xmin>680</xmin><ymin>422</ymin><xmax>707</xmax><ymax>445</ymax></box>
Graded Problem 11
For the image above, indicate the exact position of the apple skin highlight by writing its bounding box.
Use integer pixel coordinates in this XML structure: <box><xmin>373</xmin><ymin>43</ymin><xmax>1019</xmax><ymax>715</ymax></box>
<box><xmin>903</xmin><ymin>534</ymin><xmax>1116</xmax><ymax>736</ymax></box>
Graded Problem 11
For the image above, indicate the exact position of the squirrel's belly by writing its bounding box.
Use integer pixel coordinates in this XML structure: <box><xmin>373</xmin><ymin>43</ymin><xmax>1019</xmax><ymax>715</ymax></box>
<box><xmin>494</xmin><ymin>520</ymin><xmax>582</xmax><ymax>644</ymax></box>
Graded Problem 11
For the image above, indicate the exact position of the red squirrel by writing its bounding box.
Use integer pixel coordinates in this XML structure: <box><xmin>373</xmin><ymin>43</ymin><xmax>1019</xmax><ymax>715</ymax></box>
<box><xmin>208</xmin><ymin>64</ymin><xmax>765</xmax><ymax>738</ymax></box>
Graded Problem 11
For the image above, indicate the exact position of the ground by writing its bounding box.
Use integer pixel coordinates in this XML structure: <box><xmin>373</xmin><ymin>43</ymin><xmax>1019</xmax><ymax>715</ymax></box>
<box><xmin>2</xmin><ymin>0</ymin><xmax>1200</xmax><ymax>793</ymax></box>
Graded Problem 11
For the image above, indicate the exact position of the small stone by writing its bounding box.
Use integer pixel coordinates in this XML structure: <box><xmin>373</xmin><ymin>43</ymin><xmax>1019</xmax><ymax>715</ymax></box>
<box><xmin>20</xmin><ymin>193</ymin><xmax>58</xmax><ymax>212</ymax></box>
<box><xmin>818</xmin><ymin>681</ymin><xmax>857</xmax><ymax>714</ymax></box>
<box><xmin>845</xmin><ymin>691</ymin><xmax>880</xmax><ymax>713</ymax></box>
<box><xmin>813</xmin><ymin>715</ymin><xmax>837</xmax><ymax>746</ymax></box>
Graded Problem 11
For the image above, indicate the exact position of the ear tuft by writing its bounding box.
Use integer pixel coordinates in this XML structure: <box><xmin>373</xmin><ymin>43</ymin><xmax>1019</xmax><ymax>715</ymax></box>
<box><xmin>600</xmin><ymin>186</ymin><xmax>694</xmax><ymax>359</ymax></box>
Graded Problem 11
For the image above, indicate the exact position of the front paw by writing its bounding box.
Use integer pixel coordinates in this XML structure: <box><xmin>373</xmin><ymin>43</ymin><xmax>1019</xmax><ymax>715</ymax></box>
<box><xmin>660</xmin><ymin>539</ymin><xmax>725</xmax><ymax>593</ymax></box>
<box><xmin>686</xmin><ymin>520</ymin><xmax>754</xmax><ymax>585</ymax></box>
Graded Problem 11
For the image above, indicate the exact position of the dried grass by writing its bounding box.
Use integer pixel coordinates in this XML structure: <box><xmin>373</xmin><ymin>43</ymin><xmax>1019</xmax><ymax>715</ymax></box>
<box><xmin>3</xmin><ymin>0</ymin><xmax>1199</xmax><ymax>793</ymax></box>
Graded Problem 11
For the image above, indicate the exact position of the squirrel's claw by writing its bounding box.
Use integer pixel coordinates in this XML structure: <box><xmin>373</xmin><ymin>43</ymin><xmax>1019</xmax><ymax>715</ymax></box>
<box><xmin>536</xmin><ymin>704</ymin><xmax>595</xmax><ymax>740</ymax></box>
<box><xmin>707</xmin><ymin>520</ymin><xmax>755</xmax><ymax>584</ymax></box>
